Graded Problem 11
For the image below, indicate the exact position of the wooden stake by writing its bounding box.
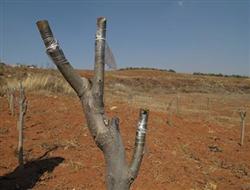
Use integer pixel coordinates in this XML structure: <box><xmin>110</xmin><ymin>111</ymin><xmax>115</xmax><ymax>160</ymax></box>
<box><xmin>18</xmin><ymin>82</ymin><xmax>27</xmax><ymax>168</ymax></box>
<box><xmin>239</xmin><ymin>111</ymin><xmax>246</xmax><ymax>146</ymax></box>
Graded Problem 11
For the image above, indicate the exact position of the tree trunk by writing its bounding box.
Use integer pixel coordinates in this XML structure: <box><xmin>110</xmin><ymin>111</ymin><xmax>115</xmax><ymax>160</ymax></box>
<box><xmin>36</xmin><ymin>17</ymin><xmax>149</xmax><ymax>189</ymax></box>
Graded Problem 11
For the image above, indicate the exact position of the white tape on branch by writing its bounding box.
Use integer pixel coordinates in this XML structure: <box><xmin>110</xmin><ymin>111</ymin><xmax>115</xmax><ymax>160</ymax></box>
<box><xmin>46</xmin><ymin>39</ymin><xmax>59</xmax><ymax>52</ymax></box>
<box><xmin>96</xmin><ymin>30</ymin><xmax>105</xmax><ymax>41</ymax></box>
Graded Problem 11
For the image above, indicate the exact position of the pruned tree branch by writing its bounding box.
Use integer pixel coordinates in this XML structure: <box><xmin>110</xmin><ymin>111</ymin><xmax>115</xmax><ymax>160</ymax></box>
<box><xmin>36</xmin><ymin>20</ymin><xmax>89</xmax><ymax>98</ymax></box>
<box><xmin>92</xmin><ymin>17</ymin><xmax>106</xmax><ymax>113</ymax></box>
<box><xmin>129</xmin><ymin>109</ymin><xmax>149</xmax><ymax>180</ymax></box>
<box><xmin>37</xmin><ymin>18</ymin><xmax>149</xmax><ymax>190</ymax></box>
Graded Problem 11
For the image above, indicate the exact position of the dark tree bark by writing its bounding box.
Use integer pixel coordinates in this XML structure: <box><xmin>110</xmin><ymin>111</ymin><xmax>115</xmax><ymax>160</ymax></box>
<box><xmin>36</xmin><ymin>18</ymin><xmax>149</xmax><ymax>190</ymax></box>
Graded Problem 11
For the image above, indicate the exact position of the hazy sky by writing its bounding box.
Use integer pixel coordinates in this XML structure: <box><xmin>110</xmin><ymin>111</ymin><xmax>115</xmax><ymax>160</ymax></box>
<box><xmin>0</xmin><ymin>0</ymin><xmax>249</xmax><ymax>75</ymax></box>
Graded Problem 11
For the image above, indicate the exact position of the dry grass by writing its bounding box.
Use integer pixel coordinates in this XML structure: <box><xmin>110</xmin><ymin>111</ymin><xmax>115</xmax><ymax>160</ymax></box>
<box><xmin>1</xmin><ymin>66</ymin><xmax>249</xmax><ymax>127</ymax></box>
<box><xmin>2</xmin><ymin>73</ymin><xmax>74</xmax><ymax>95</ymax></box>
<box><xmin>106</xmin><ymin>90</ymin><xmax>250</xmax><ymax>129</ymax></box>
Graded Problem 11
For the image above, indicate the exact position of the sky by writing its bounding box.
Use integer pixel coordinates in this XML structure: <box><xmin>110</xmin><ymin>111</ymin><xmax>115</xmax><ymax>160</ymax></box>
<box><xmin>0</xmin><ymin>0</ymin><xmax>249</xmax><ymax>75</ymax></box>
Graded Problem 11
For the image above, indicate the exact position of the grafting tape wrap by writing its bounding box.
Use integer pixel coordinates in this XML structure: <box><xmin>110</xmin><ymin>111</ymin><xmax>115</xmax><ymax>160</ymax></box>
<box><xmin>36</xmin><ymin>20</ymin><xmax>66</xmax><ymax>63</ymax></box>
<box><xmin>47</xmin><ymin>43</ymin><xmax>67</xmax><ymax>64</ymax></box>
<box><xmin>46</xmin><ymin>39</ymin><xmax>59</xmax><ymax>53</ymax></box>
<box><xmin>95</xmin><ymin>17</ymin><xmax>106</xmax><ymax>41</ymax></box>
<box><xmin>135</xmin><ymin>109</ymin><xmax>149</xmax><ymax>145</ymax></box>
<box><xmin>36</xmin><ymin>20</ymin><xmax>55</xmax><ymax>48</ymax></box>
<box><xmin>96</xmin><ymin>30</ymin><xmax>105</xmax><ymax>41</ymax></box>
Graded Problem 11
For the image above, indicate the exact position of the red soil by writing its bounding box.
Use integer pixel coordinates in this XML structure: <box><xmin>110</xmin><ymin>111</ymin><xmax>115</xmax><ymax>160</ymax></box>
<box><xmin>0</xmin><ymin>92</ymin><xmax>249</xmax><ymax>190</ymax></box>
<box><xmin>0</xmin><ymin>69</ymin><xmax>249</xmax><ymax>190</ymax></box>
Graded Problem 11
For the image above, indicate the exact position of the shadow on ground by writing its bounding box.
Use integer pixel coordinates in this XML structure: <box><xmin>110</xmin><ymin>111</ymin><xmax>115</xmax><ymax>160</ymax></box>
<box><xmin>0</xmin><ymin>157</ymin><xmax>64</xmax><ymax>190</ymax></box>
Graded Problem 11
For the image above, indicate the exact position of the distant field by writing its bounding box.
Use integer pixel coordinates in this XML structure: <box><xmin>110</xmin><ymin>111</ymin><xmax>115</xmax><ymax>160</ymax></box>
<box><xmin>0</xmin><ymin>65</ymin><xmax>250</xmax><ymax>190</ymax></box>
<box><xmin>1</xmin><ymin>65</ymin><xmax>250</xmax><ymax>95</ymax></box>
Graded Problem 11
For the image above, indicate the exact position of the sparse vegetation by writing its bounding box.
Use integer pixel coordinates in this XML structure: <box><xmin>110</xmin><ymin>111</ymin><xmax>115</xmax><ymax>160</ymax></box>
<box><xmin>193</xmin><ymin>72</ymin><xmax>249</xmax><ymax>79</ymax></box>
<box><xmin>0</xmin><ymin>67</ymin><xmax>249</xmax><ymax>189</ymax></box>
<box><xmin>0</xmin><ymin>67</ymin><xmax>74</xmax><ymax>96</ymax></box>
<box><xmin>0</xmin><ymin>64</ymin><xmax>249</xmax><ymax>97</ymax></box>
<box><xmin>119</xmin><ymin>66</ymin><xmax>176</xmax><ymax>73</ymax></box>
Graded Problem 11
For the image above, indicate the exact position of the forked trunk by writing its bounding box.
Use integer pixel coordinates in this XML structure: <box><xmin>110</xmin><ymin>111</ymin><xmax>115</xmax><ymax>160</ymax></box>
<box><xmin>37</xmin><ymin>17</ymin><xmax>149</xmax><ymax>190</ymax></box>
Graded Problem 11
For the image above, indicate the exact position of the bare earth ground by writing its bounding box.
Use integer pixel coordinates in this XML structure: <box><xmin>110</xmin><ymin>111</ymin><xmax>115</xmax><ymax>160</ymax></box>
<box><xmin>0</xmin><ymin>69</ymin><xmax>250</xmax><ymax>190</ymax></box>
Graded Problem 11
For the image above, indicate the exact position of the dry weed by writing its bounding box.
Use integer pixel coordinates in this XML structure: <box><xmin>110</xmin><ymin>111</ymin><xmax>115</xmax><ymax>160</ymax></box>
<box><xmin>3</xmin><ymin>73</ymin><xmax>74</xmax><ymax>95</ymax></box>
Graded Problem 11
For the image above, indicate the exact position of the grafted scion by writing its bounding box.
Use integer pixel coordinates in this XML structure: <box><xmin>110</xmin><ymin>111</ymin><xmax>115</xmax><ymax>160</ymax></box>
<box><xmin>136</xmin><ymin>109</ymin><xmax>148</xmax><ymax>145</ymax></box>
<box><xmin>37</xmin><ymin>20</ymin><xmax>87</xmax><ymax>97</ymax></box>
<box><xmin>129</xmin><ymin>109</ymin><xmax>149</xmax><ymax>180</ymax></box>
<box><xmin>93</xmin><ymin>17</ymin><xmax>106</xmax><ymax>114</ymax></box>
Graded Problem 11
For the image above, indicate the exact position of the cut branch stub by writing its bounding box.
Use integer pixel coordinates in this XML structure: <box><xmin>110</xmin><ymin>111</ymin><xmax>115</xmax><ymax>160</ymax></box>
<box><xmin>129</xmin><ymin>109</ymin><xmax>149</xmax><ymax>180</ymax></box>
<box><xmin>36</xmin><ymin>20</ymin><xmax>89</xmax><ymax>97</ymax></box>
<box><xmin>93</xmin><ymin>17</ymin><xmax>106</xmax><ymax>113</ymax></box>
<box><xmin>135</xmin><ymin>109</ymin><xmax>148</xmax><ymax>145</ymax></box>
<box><xmin>36</xmin><ymin>20</ymin><xmax>55</xmax><ymax>47</ymax></box>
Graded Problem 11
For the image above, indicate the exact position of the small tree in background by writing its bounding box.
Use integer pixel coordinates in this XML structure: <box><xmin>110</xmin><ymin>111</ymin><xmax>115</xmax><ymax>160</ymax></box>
<box><xmin>37</xmin><ymin>17</ymin><xmax>149</xmax><ymax>190</ymax></box>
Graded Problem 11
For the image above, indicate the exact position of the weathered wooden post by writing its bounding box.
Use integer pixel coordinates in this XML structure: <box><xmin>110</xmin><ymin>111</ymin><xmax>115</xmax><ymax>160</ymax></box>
<box><xmin>17</xmin><ymin>82</ymin><xmax>27</xmax><ymax>168</ymax></box>
<box><xmin>239</xmin><ymin>110</ymin><xmax>246</xmax><ymax>146</ymax></box>
<box><xmin>37</xmin><ymin>18</ymin><xmax>149</xmax><ymax>190</ymax></box>
<box><xmin>176</xmin><ymin>95</ymin><xmax>180</xmax><ymax>115</ymax></box>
